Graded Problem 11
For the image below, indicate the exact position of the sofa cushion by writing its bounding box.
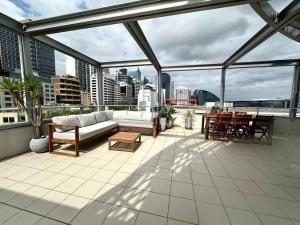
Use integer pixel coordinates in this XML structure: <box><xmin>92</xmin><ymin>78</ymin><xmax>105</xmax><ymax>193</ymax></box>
<box><xmin>113</xmin><ymin>111</ymin><xmax>128</xmax><ymax>120</ymax></box>
<box><xmin>127</xmin><ymin>111</ymin><xmax>143</xmax><ymax>120</ymax></box>
<box><xmin>53</xmin><ymin>121</ymin><xmax>118</xmax><ymax>141</ymax></box>
<box><xmin>52</xmin><ymin>115</ymin><xmax>81</xmax><ymax>132</ymax></box>
<box><xmin>114</xmin><ymin>119</ymin><xmax>153</xmax><ymax>128</ymax></box>
<box><xmin>141</xmin><ymin>112</ymin><xmax>153</xmax><ymax>122</ymax></box>
<box><xmin>93</xmin><ymin>111</ymin><xmax>107</xmax><ymax>122</ymax></box>
<box><xmin>105</xmin><ymin>110</ymin><xmax>114</xmax><ymax>120</ymax></box>
<box><xmin>78</xmin><ymin>113</ymin><xmax>97</xmax><ymax>127</ymax></box>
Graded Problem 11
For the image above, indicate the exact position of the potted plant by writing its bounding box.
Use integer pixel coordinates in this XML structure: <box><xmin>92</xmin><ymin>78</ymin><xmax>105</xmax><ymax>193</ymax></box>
<box><xmin>210</xmin><ymin>105</ymin><xmax>221</xmax><ymax>114</ymax></box>
<box><xmin>0</xmin><ymin>74</ymin><xmax>48</xmax><ymax>153</ymax></box>
<box><xmin>165</xmin><ymin>104</ymin><xmax>176</xmax><ymax>129</ymax></box>
<box><xmin>184</xmin><ymin>109</ymin><xmax>195</xmax><ymax>130</ymax></box>
<box><xmin>159</xmin><ymin>105</ymin><xmax>168</xmax><ymax>131</ymax></box>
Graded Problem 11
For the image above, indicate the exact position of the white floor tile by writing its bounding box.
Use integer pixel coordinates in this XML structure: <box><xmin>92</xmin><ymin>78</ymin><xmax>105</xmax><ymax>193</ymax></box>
<box><xmin>197</xmin><ymin>201</ymin><xmax>230</xmax><ymax>225</ymax></box>
<box><xmin>103</xmin><ymin>206</ymin><xmax>138</xmax><ymax>225</ymax></box>
<box><xmin>226</xmin><ymin>207</ymin><xmax>262</xmax><ymax>225</ymax></box>
<box><xmin>140</xmin><ymin>191</ymin><xmax>169</xmax><ymax>217</ymax></box>
<box><xmin>135</xmin><ymin>212</ymin><xmax>167</xmax><ymax>225</ymax></box>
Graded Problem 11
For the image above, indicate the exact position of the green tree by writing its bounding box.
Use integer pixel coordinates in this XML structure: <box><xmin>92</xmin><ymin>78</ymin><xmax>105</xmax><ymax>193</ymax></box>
<box><xmin>0</xmin><ymin>74</ymin><xmax>43</xmax><ymax>138</ymax></box>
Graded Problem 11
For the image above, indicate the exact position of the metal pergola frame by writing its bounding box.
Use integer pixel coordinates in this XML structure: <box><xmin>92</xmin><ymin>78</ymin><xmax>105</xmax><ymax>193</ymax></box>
<box><xmin>0</xmin><ymin>0</ymin><xmax>299</xmax><ymax>118</ymax></box>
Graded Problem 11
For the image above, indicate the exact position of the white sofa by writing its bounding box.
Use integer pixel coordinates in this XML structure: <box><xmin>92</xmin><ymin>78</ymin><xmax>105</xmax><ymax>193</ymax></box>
<box><xmin>48</xmin><ymin>110</ymin><xmax>158</xmax><ymax>157</ymax></box>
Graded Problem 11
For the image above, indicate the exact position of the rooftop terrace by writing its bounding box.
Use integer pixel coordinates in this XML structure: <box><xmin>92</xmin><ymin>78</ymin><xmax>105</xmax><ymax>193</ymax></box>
<box><xmin>1</xmin><ymin>121</ymin><xmax>300</xmax><ymax>225</ymax></box>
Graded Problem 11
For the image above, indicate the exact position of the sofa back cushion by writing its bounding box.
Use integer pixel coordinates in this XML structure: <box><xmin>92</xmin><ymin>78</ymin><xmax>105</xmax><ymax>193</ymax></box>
<box><xmin>52</xmin><ymin>115</ymin><xmax>81</xmax><ymax>132</ymax></box>
<box><xmin>127</xmin><ymin>111</ymin><xmax>143</xmax><ymax>120</ymax></box>
<box><xmin>93</xmin><ymin>111</ymin><xmax>107</xmax><ymax>122</ymax></box>
<box><xmin>78</xmin><ymin>113</ymin><xmax>97</xmax><ymax>127</ymax></box>
<box><xmin>105</xmin><ymin>110</ymin><xmax>114</xmax><ymax>120</ymax></box>
<box><xmin>113</xmin><ymin>111</ymin><xmax>128</xmax><ymax>120</ymax></box>
<box><xmin>141</xmin><ymin>112</ymin><xmax>153</xmax><ymax>122</ymax></box>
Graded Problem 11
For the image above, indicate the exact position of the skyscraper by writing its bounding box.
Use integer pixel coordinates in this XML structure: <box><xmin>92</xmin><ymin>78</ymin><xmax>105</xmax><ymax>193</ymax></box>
<box><xmin>65</xmin><ymin>55</ymin><xmax>92</xmax><ymax>93</ymax></box>
<box><xmin>161</xmin><ymin>73</ymin><xmax>171</xmax><ymax>100</ymax></box>
<box><xmin>128</xmin><ymin>67</ymin><xmax>141</xmax><ymax>81</ymax></box>
<box><xmin>176</xmin><ymin>86</ymin><xmax>191</xmax><ymax>106</ymax></box>
<box><xmin>0</xmin><ymin>27</ymin><xmax>55</xmax><ymax>80</ymax></box>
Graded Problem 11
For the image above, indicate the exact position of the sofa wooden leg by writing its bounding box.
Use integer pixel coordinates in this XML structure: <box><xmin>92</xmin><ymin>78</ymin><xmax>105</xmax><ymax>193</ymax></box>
<box><xmin>153</xmin><ymin>126</ymin><xmax>157</xmax><ymax>138</ymax></box>
<box><xmin>75</xmin><ymin>142</ymin><xmax>79</xmax><ymax>157</ymax></box>
<box><xmin>48</xmin><ymin>139</ymin><xmax>53</xmax><ymax>153</ymax></box>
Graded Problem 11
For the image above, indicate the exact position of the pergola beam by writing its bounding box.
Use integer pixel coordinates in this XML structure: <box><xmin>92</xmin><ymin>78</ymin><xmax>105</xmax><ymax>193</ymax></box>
<box><xmin>224</xmin><ymin>1</ymin><xmax>300</xmax><ymax>68</ymax></box>
<box><xmin>0</xmin><ymin>12</ymin><xmax>23</xmax><ymax>34</ymax></box>
<box><xmin>34</xmin><ymin>35</ymin><xmax>99</xmax><ymax>66</ymax></box>
<box><xmin>124</xmin><ymin>21</ymin><xmax>160</xmax><ymax>71</ymax></box>
<box><xmin>22</xmin><ymin>0</ymin><xmax>260</xmax><ymax>35</ymax></box>
<box><xmin>161</xmin><ymin>59</ymin><xmax>300</xmax><ymax>72</ymax></box>
<box><xmin>101</xmin><ymin>59</ymin><xmax>151</xmax><ymax>68</ymax></box>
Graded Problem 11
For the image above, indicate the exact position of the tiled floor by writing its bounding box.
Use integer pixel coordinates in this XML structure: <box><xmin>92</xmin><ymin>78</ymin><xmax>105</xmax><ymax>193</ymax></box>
<box><xmin>0</xmin><ymin>126</ymin><xmax>300</xmax><ymax>225</ymax></box>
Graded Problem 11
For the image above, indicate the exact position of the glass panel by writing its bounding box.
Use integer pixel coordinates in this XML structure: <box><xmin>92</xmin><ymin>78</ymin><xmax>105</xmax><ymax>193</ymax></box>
<box><xmin>50</xmin><ymin>25</ymin><xmax>146</xmax><ymax>62</ymax></box>
<box><xmin>140</xmin><ymin>5</ymin><xmax>266</xmax><ymax>66</ymax></box>
<box><xmin>167</xmin><ymin>70</ymin><xmax>221</xmax><ymax>101</ymax></box>
<box><xmin>5</xmin><ymin>0</ymin><xmax>140</xmax><ymax>20</ymax></box>
<box><xmin>269</xmin><ymin>0</ymin><xmax>292</xmax><ymax>12</ymax></box>
<box><xmin>226</xmin><ymin>67</ymin><xmax>293</xmax><ymax>101</ymax></box>
<box><xmin>238</xmin><ymin>33</ymin><xmax>300</xmax><ymax>62</ymax></box>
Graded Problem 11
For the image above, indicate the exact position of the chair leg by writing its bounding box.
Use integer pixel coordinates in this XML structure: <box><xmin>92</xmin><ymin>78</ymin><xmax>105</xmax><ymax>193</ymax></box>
<box><xmin>48</xmin><ymin>139</ymin><xmax>53</xmax><ymax>153</ymax></box>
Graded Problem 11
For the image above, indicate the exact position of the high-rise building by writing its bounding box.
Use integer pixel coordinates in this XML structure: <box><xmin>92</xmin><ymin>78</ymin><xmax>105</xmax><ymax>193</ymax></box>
<box><xmin>65</xmin><ymin>55</ymin><xmax>92</xmax><ymax>95</ymax></box>
<box><xmin>170</xmin><ymin>80</ymin><xmax>175</xmax><ymax>99</ymax></box>
<box><xmin>176</xmin><ymin>86</ymin><xmax>191</xmax><ymax>106</ymax></box>
<box><xmin>161</xmin><ymin>73</ymin><xmax>171</xmax><ymax>100</ymax></box>
<box><xmin>42</xmin><ymin>83</ymin><xmax>56</xmax><ymax>106</ymax></box>
<box><xmin>138</xmin><ymin>84</ymin><xmax>157</xmax><ymax>112</ymax></box>
<box><xmin>31</xmin><ymin>39</ymin><xmax>55</xmax><ymax>80</ymax></box>
<box><xmin>103</xmin><ymin>73</ymin><xmax>120</xmax><ymax>105</ymax></box>
<box><xmin>0</xmin><ymin>27</ymin><xmax>55</xmax><ymax>80</ymax></box>
<box><xmin>119</xmin><ymin>81</ymin><xmax>133</xmax><ymax>104</ymax></box>
<box><xmin>128</xmin><ymin>68</ymin><xmax>141</xmax><ymax>81</ymax></box>
<box><xmin>52</xmin><ymin>75</ymin><xmax>81</xmax><ymax>105</ymax></box>
<box><xmin>119</xmin><ymin>68</ymin><xmax>127</xmax><ymax>75</ymax></box>
<box><xmin>0</xmin><ymin>28</ymin><xmax>20</xmax><ymax>72</ymax></box>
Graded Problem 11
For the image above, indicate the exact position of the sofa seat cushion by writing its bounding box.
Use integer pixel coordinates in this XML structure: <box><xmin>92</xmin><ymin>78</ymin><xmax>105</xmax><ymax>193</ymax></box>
<box><xmin>52</xmin><ymin>115</ymin><xmax>81</xmax><ymax>132</ymax></box>
<box><xmin>114</xmin><ymin>119</ymin><xmax>153</xmax><ymax>128</ymax></box>
<box><xmin>53</xmin><ymin>121</ymin><xmax>118</xmax><ymax>141</ymax></box>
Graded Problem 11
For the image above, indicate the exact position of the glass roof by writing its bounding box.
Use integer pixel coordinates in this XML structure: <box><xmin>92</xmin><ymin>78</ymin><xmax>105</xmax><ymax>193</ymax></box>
<box><xmin>238</xmin><ymin>33</ymin><xmax>300</xmax><ymax>62</ymax></box>
<box><xmin>225</xmin><ymin>66</ymin><xmax>293</xmax><ymax>101</ymax></box>
<box><xmin>269</xmin><ymin>0</ymin><xmax>292</xmax><ymax>12</ymax></box>
<box><xmin>6</xmin><ymin>0</ymin><xmax>140</xmax><ymax>20</ymax></box>
<box><xmin>140</xmin><ymin>4</ymin><xmax>266</xmax><ymax>66</ymax></box>
<box><xmin>50</xmin><ymin>25</ymin><xmax>147</xmax><ymax>62</ymax></box>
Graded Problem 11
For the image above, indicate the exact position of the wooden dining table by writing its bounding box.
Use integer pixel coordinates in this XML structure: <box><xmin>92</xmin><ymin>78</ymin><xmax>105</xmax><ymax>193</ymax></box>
<box><xmin>200</xmin><ymin>113</ymin><xmax>275</xmax><ymax>143</ymax></box>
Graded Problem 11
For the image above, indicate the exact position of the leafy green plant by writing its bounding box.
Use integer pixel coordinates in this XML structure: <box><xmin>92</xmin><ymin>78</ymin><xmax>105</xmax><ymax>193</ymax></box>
<box><xmin>211</xmin><ymin>105</ymin><xmax>221</xmax><ymax>111</ymax></box>
<box><xmin>0</xmin><ymin>74</ymin><xmax>43</xmax><ymax>138</ymax></box>
<box><xmin>184</xmin><ymin>109</ymin><xmax>195</xmax><ymax>118</ymax></box>
<box><xmin>159</xmin><ymin>104</ymin><xmax>174</xmax><ymax>119</ymax></box>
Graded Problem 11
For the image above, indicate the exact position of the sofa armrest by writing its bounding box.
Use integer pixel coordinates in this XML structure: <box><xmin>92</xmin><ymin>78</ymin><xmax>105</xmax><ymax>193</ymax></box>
<box><xmin>48</xmin><ymin>123</ymin><xmax>79</xmax><ymax>142</ymax></box>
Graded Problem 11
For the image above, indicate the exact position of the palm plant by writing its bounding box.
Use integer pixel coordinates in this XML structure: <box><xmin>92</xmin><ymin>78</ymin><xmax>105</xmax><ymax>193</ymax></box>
<box><xmin>0</xmin><ymin>74</ymin><xmax>43</xmax><ymax>138</ymax></box>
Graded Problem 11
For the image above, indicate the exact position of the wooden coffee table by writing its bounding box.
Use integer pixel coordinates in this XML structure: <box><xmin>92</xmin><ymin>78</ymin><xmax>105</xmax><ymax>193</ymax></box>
<box><xmin>108</xmin><ymin>132</ymin><xmax>141</xmax><ymax>152</ymax></box>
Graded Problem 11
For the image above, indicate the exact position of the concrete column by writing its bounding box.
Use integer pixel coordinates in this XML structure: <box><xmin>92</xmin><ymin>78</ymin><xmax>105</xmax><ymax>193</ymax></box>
<box><xmin>157</xmin><ymin>70</ymin><xmax>162</xmax><ymax>106</ymax></box>
<box><xmin>220</xmin><ymin>67</ymin><xmax>226</xmax><ymax>107</ymax></box>
<box><xmin>289</xmin><ymin>63</ymin><xmax>300</xmax><ymax>120</ymax></box>
<box><xmin>18</xmin><ymin>34</ymin><xmax>33</xmax><ymax>77</ymax></box>
<box><xmin>96</xmin><ymin>66</ymin><xmax>104</xmax><ymax>110</ymax></box>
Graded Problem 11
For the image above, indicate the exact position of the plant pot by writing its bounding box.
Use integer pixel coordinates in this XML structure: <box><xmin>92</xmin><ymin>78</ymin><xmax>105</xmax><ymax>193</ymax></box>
<box><xmin>160</xmin><ymin>117</ymin><xmax>167</xmax><ymax>131</ymax></box>
<box><xmin>167</xmin><ymin>118</ymin><xmax>176</xmax><ymax>129</ymax></box>
<box><xmin>29</xmin><ymin>136</ymin><xmax>48</xmax><ymax>153</ymax></box>
<box><xmin>185</xmin><ymin>117</ymin><xmax>193</xmax><ymax>130</ymax></box>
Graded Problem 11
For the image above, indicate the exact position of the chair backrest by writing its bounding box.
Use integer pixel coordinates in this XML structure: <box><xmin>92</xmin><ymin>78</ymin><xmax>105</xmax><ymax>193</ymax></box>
<box><xmin>255</xmin><ymin>115</ymin><xmax>273</xmax><ymax>127</ymax></box>
<box><xmin>234</xmin><ymin>114</ymin><xmax>252</xmax><ymax>126</ymax></box>
<box><xmin>215</xmin><ymin>113</ymin><xmax>232</xmax><ymax>125</ymax></box>
<box><xmin>234</xmin><ymin>111</ymin><xmax>247</xmax><ymax>116</ymax></box>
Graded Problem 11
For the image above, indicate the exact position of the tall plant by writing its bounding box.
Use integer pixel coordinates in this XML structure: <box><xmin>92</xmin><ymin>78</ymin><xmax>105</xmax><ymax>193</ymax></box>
<box><xmin>0</xmin><ymin>74</ymin><xmax>43</xmax><ymax>138</ymax></box>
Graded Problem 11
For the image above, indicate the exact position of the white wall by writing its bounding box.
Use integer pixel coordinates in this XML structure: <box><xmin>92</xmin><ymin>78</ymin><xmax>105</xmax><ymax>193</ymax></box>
<box><xmin>0</xmin><ymin>124</ymin><xmax>32</xmax><ymax>161</ymax></box>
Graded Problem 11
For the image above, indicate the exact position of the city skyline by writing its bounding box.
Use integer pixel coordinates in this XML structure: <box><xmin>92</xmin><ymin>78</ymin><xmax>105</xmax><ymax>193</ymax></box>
<box><xmin>1</xmin><ymin>0</ymin><xmax>300</xmax><ymax>101</ymax></box>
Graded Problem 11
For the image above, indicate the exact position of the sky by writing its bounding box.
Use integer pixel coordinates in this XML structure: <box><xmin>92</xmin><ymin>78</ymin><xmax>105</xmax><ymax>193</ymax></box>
<box><xmin>1</xmin><ymin>0</ymin><xmax>299</xmax><ymax>101</ymax></box>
